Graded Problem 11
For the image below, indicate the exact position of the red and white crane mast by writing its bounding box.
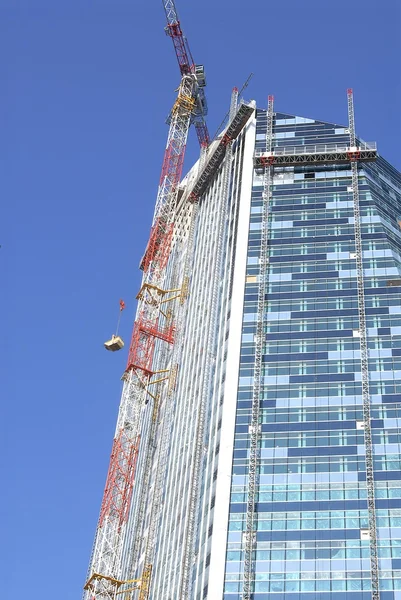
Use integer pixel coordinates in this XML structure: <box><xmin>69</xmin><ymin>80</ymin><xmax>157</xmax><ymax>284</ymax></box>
<box><xmin>163</xmin><ymin>0</ymin><xmax>209</xmax><ymax>149</ymax></box>
<box><xmin>83</xmin><ymin>2</ymin><xmax>209</xmax><ymax>600</ymax></box>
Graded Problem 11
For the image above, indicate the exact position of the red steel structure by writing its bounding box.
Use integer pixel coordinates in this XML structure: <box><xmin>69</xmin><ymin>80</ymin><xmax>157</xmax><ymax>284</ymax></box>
<box><xmin>83</xmin><ymin>2</ymin><xmax>209</xmax><ymax>600</ymax></box>
<box><xmin>99</xmin><ymin>432</ymin><xmax>140</xmax><ymax>531</ymax></box>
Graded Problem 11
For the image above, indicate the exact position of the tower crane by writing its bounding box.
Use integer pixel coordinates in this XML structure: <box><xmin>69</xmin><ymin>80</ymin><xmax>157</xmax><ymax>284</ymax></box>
<box><xmin>83</xmin><ymin>2</ymin><xmax>209</xmax><ymax>600</ymax></box>
<box><xmin>163</xmin><ymin>0</ymin><xmax>210</xmax><ymax>149</ymax></box>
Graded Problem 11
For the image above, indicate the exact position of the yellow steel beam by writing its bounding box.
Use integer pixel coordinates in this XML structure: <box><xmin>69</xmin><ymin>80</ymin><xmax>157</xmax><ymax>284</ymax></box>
<box><xmin>136</xmin><ymin>282</ymin><xmax>181</xmax><ymax>300</ymax></box>
<box><xmin>138</xmin><ymin>564</ymin><xmax>153</xmax><ymax>600</ymax></box>
<box><xmin>115</xmin><ymin>585</ymin><xmax>140</xmax><ymax>595</ymax></box>
<box><xmin>180</xmin><ymin>276</ymin><xmax>189</xmax><ymax>304</ymax></box>
<box><xmin>151</xmin><ymin>396</ymin><xmax>159</xmax><ymax>423</ymax></box>
<box><xmin>146</xmin><ymin>388</ymin><xmax>158</xmax><ymax>401</ymax></box>
<box><xmin>168</xmin><ymin>364</ymin><xmax>178</xmax><ymax>397</ymax></box>
<box><xmin>148</xmin><ymin>376</ymin><xmax>169</xmax><ymax>386</ymax></box>
<box><xmin>160</xmin><ymin>293</ymin><xmax>181</xmax><ymax>304</ymax></box>
<box><xmin>84</xmin><ymin>572</ymin><xmax>124</xmax><ymax>590</ymax></box>
<box><xmin>172</xmin><ymin>95</ymin><xmax>195</xmax><ymax>116</ymax></box>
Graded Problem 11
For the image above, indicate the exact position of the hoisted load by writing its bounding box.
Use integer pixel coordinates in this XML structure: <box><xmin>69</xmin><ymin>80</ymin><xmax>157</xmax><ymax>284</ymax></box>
<box><xmin>104</xmin><ymin>299</ymin><xmax>125</xmax><ymax>352</ymax></box>
<box><xmin>104</xmin><ymin>334</ymin><xmax>124</xmax><ymax>352</ymax></box>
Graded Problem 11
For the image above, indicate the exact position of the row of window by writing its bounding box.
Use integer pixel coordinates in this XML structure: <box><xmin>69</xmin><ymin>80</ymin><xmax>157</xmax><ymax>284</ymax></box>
<box><xmin>258</xmin><ymin>247</ymin><xmax>366</xmax><ymax>260</ymax></box>
<box><xmin>244</xmin><ymin>340</ymin><xmax>361</xmax><ymax>353</ymax></box>
<box><xmin>255</xmin><ymin>179</ymin><xmax>358</xmax><ymax>192</ymax></box>
<box><xmin>232</xmin><ymin>456</ymin><xmax>401</xmax><ymax>475</ymax></box>
<box><xmin>229</xmin><ymin>517</ymin><xmax>401</xmax><ymax>532</ymax></box>
<box><xmin>226</xmin><ymin>537</ymin><xmax>401</xmax><ymax>549</ymax></box>
<box><xmin>252</xmin><ymin>179</ymin><xmax>366</xmax><ymax>193</ymax></box>
<box><xmin>264</xmin><ymin>277</ymin><xmax>395</xmax><ymax>294</ymax></box>
<box><xmin>268</xmin><ymin>180</ymin><xmax>352</xmax><ymax>191</ymax></box>
<box><xmin>259</xmin><ymin>297</ymin><xmax>401</xmax><ymax>311</ymax></box>
<box><xmin>258</xmin><ymin>359</ymin><xmax>401</xmax><ymax>377</ymax></box>
<box><xmin>230</xmin><ymin>486</ymin><xmax>401</xmax><ymax>503</ymax></box>
<box><xmin>250</xmin><ymin>189</ymin><xmax>368</xmax><ymax>205</ymax></box>
<box><xmin>267</xmin><ymin>210</ymin><xmax>374</xmax><ymax>224</ymax></box>
<box><xmin>261</xmin><ymin>259</ymin><xmax>396</xmax><ymax>274</ymax></box>
<box><xmin>264</xmin><ymin>240</ymin><xmax>391</xmax><ymax>255</ymax></box>
<box><xmin>260</xmin><ymin>316</ymin><xmax>401</xmax><ymax>332</ymax></box>
<box><xmin>266</xmin><ymin>209</ymin><xmax>356</xmax><ymax>222</ymax></box>
<box><xmin>224</xmin><ymin>578</ymin><xmax>400</xmax><ymax>593</ymax></box>
<box><xmin>239</xmin><ymin>377</ymin><xmax>401</xmax><ymax>397</ymax></box>
<box><xmin>236</xmin><ymin>399</ymin><xmax>401</xmax><ymax>420</ymax></box>
<box><xmin>260</xmin><ymin>338</ymin><xmax>400</xmax><ymax>353</ymax></box>
<box><xmin>234</xmin><ymin>431</ymin><xmax>400</xmax><ymax>449</ymax></box>
<box><xmin>257</xmin><ymin>224</ymin><xmax>381</xmax><ymax>238</ymax></box>
<box><xmin>252</xmin><ymin>189</ymin><xmax>355</xmax><ymax>206</ymax></box>
<box><xmin>227</xmin><ymin>547</ymin><xmax>401</xmax><ymax>561</ymax></box>
<box><xmin>239</xmin><ymin>407</ymin><xmax>365</xmax><ymax>420</ymax></box>
<box><xmin>253</xmin><ymin>506</ymin><xmax>401</xmax><ymax>520</ymax></box>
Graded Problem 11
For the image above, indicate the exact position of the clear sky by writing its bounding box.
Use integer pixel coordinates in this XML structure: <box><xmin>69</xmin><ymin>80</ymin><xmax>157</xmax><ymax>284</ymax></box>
<box><xmin>1</xmin><ymin>1</ymin><xmax>400</xmax><ymax>598</ymax></box>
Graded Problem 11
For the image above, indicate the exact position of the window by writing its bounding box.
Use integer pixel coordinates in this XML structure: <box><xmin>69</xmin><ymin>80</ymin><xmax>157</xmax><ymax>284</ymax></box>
<box><xmin>337</xmin><ymin>361</ymin><xmax>345</xmax><ymax>373</ymax></box>
<box><xmin>336</xmin><ymin>319</ymin><xmax>345</xmax><ymax>330</ymax></box>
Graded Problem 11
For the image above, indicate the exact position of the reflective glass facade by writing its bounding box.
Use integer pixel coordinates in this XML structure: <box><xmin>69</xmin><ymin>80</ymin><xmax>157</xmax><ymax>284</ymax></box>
<box><xmin>223</xmin><ymin>109</ymin><xmax>401</xmax><ymax>600</ymax></box>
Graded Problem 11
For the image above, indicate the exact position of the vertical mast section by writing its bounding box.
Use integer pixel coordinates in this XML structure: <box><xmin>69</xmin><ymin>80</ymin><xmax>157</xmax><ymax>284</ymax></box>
<box><xmin>152</xmin><ymin>75</ymin><xmax>197</xmax><ymax>228</ymax></box>
<box><xmin>243</xmin><ymin>95</ymin><xmax>274</xmax><ymax>600</ymax></box>
<box><xmin>347</xmin><ymin>89</ymin><xmax>379</xmax><ymax>600</ymax></box>
<box><xmin>163</xmin><ymin>0</ymin><xmax>209</xmax><ymax>150</ymax></box>
<box><xmin>84</xmin><ymin>3</ymin><xmax>210</xmax><ymax>598</ymax></box>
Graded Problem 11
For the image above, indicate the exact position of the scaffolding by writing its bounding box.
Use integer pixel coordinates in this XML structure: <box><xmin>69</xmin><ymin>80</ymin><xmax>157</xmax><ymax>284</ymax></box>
<box><xmin>83</xmin><ymin>11</ymin><xmax>203</xmax><ymax>598</ymax></box>
<box><xmin>254</xmin><ymin>141</ymin><xmax>377</xmax><ymax>168</ymax></box>
<box><xmin>243</xmin><ymin>95</ymin><xmax>274</xmax><ymax>600</ymax></box>
<box><xmin>347</xmin><ymin>88</ymin><xmax>379</xmax><ymax>600</ymax></box>
<box><xmin>250</xmin><ymin>91</ymin><xmax>379</xmax><ymax>600</ymax></box>
<box><xmin>189</xmin><ymin>102</ymin><xmax>254</xmax><ymax>203</ymax></box>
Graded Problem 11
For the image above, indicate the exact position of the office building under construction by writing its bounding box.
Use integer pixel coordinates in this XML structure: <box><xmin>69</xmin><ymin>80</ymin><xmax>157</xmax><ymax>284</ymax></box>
<box><xmin>83</xmin><ymin>3</ymin><xmax>401</xmax><ymax>600</ymax></box>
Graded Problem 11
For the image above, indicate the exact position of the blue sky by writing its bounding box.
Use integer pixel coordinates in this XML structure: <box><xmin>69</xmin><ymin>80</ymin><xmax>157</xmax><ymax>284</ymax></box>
<box><xmin>1</xmin><ymin>1</ymin><xmax>400</xmax><ymax>598</ymax></box>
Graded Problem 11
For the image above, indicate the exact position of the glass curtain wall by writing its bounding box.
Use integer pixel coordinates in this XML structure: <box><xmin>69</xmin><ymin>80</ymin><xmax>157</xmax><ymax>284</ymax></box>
<box><xmin>224</xmin><ymin>110</ymin><xmax>401</xmax><ymax>600</ymax></box>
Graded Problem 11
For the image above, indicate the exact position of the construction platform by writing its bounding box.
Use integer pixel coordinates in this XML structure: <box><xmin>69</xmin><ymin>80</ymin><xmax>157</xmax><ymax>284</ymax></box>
<box><xmin>254</xmin><ymin>141</ymin><xmax>377</xmax><ymax>168</ymax></box>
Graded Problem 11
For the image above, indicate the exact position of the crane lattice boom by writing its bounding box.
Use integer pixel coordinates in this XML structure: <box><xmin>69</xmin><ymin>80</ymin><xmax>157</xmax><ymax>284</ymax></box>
<box><xmin>83</xmin><ymin>2</ymin><xmax>210</xmax><ymax>599</ymax></box>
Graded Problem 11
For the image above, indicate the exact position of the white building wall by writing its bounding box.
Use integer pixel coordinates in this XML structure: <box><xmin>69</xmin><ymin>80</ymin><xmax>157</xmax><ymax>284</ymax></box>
<box><xmin>206</xmin><ymin>114</ymin><xmax>256</xmax><ymax>599</ymax></box>
<box><xmin>148</xmin><ymin>106</ymin><xmax>256</xmax><ymax>600</ymax></box>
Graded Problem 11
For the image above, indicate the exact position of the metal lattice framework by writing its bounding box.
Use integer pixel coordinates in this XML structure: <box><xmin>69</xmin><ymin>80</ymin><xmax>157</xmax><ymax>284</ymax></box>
<box><xmin>153</xmin><ymin>75</ymin><xmax>198</xmax><ymax>226</ymax></box>
<box><xmin>85</xmin><ymin>370</ymin><xmax>146</xmax><ymax>600</ymax></box>
<box><xmin>347</xmin><ymin>88</ymin><xmax>379</xmax><ymax>600</ymax></box>
<box><xmin>249</xmin><ymin>91</ymin><xmax>379</xmax><ymax>600</ymax></box>
<box><xmin>254</xmin><ymin>141</ymin><xmax>377</xmax><ymax>168</ymax></box>
<box><xmin>84</xmin><ymin>38</ymin><xmax>199</xmax><ymax>600</ymax></box>
<box><xmin>189</xmin><ymin>103</ymin><xmax>254</xmax><ymax>203</ymax></box>
<box><xmin>84</xmin><ymin>2</ymin><xmax>212</xmax><ymax>599</ymax></box>
<box><xmin>98</xmin><ymin>431</ymin><xmax>140</xmax><ymax>530</ymax></box>
<box><xmin>163</xmin><ymin>0</ymin><xmax>209</xmax><ymax>148</ymax></box>
<box><xmin>243</xmin><ymin>95</ymin><xmax>274</xmax><ymax>600</ymax></box>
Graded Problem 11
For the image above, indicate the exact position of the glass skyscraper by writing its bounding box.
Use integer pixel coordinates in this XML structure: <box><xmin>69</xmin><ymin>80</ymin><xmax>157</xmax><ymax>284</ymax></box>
<box><xmin>158</xmin><ymin>98</ymin><xmax>401</xmax><ymax>600</ymax></box>
<box><xmin>218</xmin><ymin>105</ymin><xmax>401</xmax><ymax>600</ymax></box>
<box><xmin>90</xmin><ymin>96</ymin><xmax>401</xmax><ymax>600</ymax></box>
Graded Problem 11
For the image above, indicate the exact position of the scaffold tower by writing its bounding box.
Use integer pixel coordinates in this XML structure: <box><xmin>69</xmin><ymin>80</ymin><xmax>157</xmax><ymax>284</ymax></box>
<box><xmin>83</xmin><ymin>1</ymin><xmax>209</xmax><ymax>598</ymax></box>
